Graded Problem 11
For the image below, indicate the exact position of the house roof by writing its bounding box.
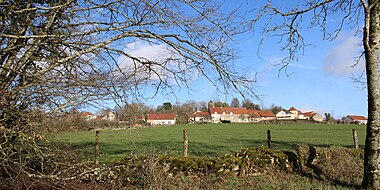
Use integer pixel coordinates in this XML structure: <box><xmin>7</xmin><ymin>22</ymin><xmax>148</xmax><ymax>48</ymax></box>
<box><xmin>303</xmin><ymin>111</ymin><xmax>317</xmax><ymax>117</ymax></box>
<box><xmin>248</xmin><ymin>110</ymin><xmax>260</xmax><ymax>118</ymax></box>
<box><xmin>147</xmin><ymin>113</ymin><xmax>176</xmax><ymax>120</ymax></box>
<box><xmin>80</xmin><ymin>112</ymin><xmax>94</xmax><ymax>118</ymax></box>
<box><xmin>349</xmin><ymin>115</ymin><xmax>367</xmax><ymax>121</ymax></box>
<box><xmin>289</xmin><ymin>107</ymin><xmax>304</xmax><ymax>115</ymax></box>
<box><xmin>257</xmin><ymin>110</ymin><xmax>275</xmax><ymax>117</ymax></box>
<box><xmin>210</xmin><ymin>107</ymin><xmax>249</xmax><ymax>114</ymax></box>
<box><xmin>191</xmin><ymin>111</ymin><xmax>210</xmax><ymax>117</ymax></box>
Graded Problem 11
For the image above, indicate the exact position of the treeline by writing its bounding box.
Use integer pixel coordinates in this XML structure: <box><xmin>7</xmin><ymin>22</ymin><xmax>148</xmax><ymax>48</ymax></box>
<box><xmin>114</xmin><ymin>98</ymin><xmax>285</xmax><ymax>125</ymax></box>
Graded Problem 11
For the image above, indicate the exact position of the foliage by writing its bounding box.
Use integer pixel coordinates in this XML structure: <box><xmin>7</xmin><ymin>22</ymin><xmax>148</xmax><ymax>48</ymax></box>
<box><xmin>325</xmin><ymin>113</ymin><xmax>332</xmax><ymax>123</ymax></box>
<box><xmin>270</xmin><ymin>104</ymin><xmax>284</xmax><ymax>114</ymax></box>
<box><xmin>230</xmin><ymin>97</ymin><xmax>241</xmax><ymax>108</ymax></box>
<box><xmin>211</xmin><ymin>101</ymin><xmax>230</xmax><ymax>108</ymax></box>
<box><xmin>242</xmin><ymin>99</ymin><xmax>261</xmax><ymax>110</ymax></box>
<box><xmin>80</xmin><ymin>146</ymin><xmax>362</xmax><ymax>189</ymax></box>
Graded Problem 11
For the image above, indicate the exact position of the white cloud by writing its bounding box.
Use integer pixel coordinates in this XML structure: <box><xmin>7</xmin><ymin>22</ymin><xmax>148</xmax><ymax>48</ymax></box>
<box><xmin>323</xmin><ymin>35</ymin><xmax>365</xmax><ymax>76</ymax></box>
<box><xmin>116</xmin><ymin>40</ymin><xmax>198</xmax><ymax>83</ymax></box>
<box><xmin>288</xmin><ymin>63</ymin><xmax>318</xmax><ymax>71</ymax></box>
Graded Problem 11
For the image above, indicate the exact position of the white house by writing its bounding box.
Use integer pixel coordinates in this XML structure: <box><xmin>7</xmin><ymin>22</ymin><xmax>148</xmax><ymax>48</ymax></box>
<box><xmin>147</xmin><ymin>113</ymin><xmax>176</xmax><ymax>125</ymax></box>
<box><xmin>189</xmin><ymin>111</ymin><xmax>211</xmax><ymax>123</ymax></box>
<box><xmin>303</xmin><ymin>112</ymin><xmax>323</xmax><ymax>122</ymax></box>
<box><xmin>343</xmin><ymin>115</ymin><xmax>368</xmax><ymax>125</ymax></box>
<box><xmin>209</xmin><ymin>107</ymin><xmax>275</xmax><ymax>123</ymax></box>
<box><xmin>101</xmin><ymin>111</ymin><xmax>117</xmax><ymax>122</ymax></box>
<box><xmin>276</xmin><ymin>110</ymin><xmax>295</xmax><ymax>120</ymax></box>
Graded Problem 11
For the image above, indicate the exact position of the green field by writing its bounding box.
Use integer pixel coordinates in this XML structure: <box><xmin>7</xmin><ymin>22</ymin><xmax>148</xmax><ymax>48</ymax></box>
<box><xmin>53</xmin><ymin>123</ymin><xmax>366</xmax><ymax>162</ymax></box>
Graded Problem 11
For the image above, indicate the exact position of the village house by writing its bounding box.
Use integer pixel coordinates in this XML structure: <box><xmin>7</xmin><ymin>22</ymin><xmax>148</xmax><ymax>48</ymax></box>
<box><xmin>343</xmin><ymin>115</ymin><xmax>368</xmax><ymax>125</ymax></box>
<box><xmin>79</xmin><ymin>112</ymin><xmax>97</xmax><ymax>121</ymax></box>
<box><xmin>303</xmin><ymin>111</ymin><xmax>323</xmax><ymax>122</ymax></box>
<box><xmin>188</xmin><ymin>111</ymin><xmax>211</xmax><ymax>123</ymax></box>
<box><xmin>276</xmin><ymin>107</ymin><xmax>323</xmax><ymax>122</ymax></box>
<box><xmin>101</xmin><ymin>110</ymin><xmax>117</xmax><ymax>122</ymax></box>
<box><xmin>209</xmin><ymin>107</ymin><xmax>276</xmax><ymax>123</ymax></box>
<box><xmin>257</xmin><ymin>110</ymin><xmax>276</xmax><ymax>121</ymax></box>
<box><xmin>147</xmin><ymin>113</ymin><xmax>176</xmax><ymax>125</ymax></box>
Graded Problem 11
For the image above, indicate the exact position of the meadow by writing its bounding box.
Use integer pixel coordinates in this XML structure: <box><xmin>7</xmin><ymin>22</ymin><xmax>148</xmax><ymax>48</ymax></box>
<box><xmin>53</xmin><ymin>123</ymin><xmax>366</xmax><ymax>163</ymax></box>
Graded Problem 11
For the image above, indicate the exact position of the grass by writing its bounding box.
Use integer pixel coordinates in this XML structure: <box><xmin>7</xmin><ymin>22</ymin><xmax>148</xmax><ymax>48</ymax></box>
<box><xmin>52</xmin><ymin>123</ymin><xmax>366</xmax><ymax>163</ymax></box>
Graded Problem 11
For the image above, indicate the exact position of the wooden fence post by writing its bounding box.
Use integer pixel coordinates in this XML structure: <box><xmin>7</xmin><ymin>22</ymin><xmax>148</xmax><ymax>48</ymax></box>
<box><xmin>352</xmin><ymin>129</ymin><xmax>359</xmax><ymax>149</ymax></box>
<box><xmin>183</xmin><ymin>129</ymin><xmax>188</xmax><ymax>157</ymax></box>
<box><xmin>267</xmin><ymin>130</ymin><xmax>271</xmax><ymax>149</ymax></box>
<box><xmin>95</xmin><ymin>130</ymin><xmax>100</xmax><ymax>167</ymax></box>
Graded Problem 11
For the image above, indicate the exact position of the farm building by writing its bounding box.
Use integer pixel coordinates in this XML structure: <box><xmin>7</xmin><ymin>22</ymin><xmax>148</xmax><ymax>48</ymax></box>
<box><xmin>276</xmin><ymin>107</ymin><xmax>323</xmax><ymax>122</ymax></box>
<box><xmin>343</xmin><ymin>115</ymin><xmax>368</xmax><ymax>125</ymax></box>
<box><xmin>147</xmin><ymin>113</ymin><xmax>176</xmax><ymax>125</ymax></box>
<box><xmin>80</xmin><ymin>112</ymin><xmax>97</xmax><ymax>121</ymax></box>
<box><xmin>188</xmin><ymin>111</ymin><xmax>211</xmax><ymax>123</ymax></box>
<box><xmin>209</xmin><ymin>107</ymin><xmax>275</xmax><ymax>123</ymax></box>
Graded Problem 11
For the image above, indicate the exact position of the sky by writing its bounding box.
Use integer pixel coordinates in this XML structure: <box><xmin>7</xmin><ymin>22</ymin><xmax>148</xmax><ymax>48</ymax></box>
<box><xmin>103</xmin><ymin>1</ymin><xmax>369</xmax><ymax>119</ymax></box>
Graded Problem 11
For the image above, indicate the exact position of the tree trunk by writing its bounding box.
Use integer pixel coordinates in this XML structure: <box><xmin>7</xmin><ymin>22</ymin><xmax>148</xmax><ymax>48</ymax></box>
<box><xmin>362</xmin><ymin>0</ymin><xmax>380</xmax><ymax>189</ymax></box>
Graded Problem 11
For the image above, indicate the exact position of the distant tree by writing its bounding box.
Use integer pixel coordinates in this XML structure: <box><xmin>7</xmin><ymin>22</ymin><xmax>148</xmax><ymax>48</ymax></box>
<box><xmin>324</xmin><ymin>113</ymin><xmax>332</xmax><ymax>123</ymax></box>
<box><xmin>198</xmin><ymin>101</ymin><xmax>208</xmax><ymax>112</ymax></box>
<box><xmin>230</xmin><ymin>98</ymin><xmax>240</xmax><ymax>108</ymax></box>
<box><xmin>242</xmin><ymin>99</ymin><xmax>261</xmax><ymax>110</ymax></box>
<box><xmin>270</xmin><ymin>104</ymin><xmax>283</xmax><ymax>114</ymax></box>
<box><xmin>163</xmin><ymin>102</ymin><xmax>173</xmax><ymax>112</ymax></box>
<box><xmin>181</xmin><ymin>101</ymin><xmax>197</xmax><ymax>112</ymax></box>
<box><xmin>120</xmin><ymin>103</ymin><xmax>150</xmax><ymax>125</ymax></box>
<box><xmin>213</xmin><ymin>101</ymin><xmax>229</xmax><ymax>108</ymax></box>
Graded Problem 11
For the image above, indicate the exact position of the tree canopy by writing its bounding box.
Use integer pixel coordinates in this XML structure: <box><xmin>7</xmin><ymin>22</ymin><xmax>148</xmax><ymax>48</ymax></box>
<box><xmin>0</xmin><ymin>0</ymin><xmax>254</xmax><ymax>184</ymax></box>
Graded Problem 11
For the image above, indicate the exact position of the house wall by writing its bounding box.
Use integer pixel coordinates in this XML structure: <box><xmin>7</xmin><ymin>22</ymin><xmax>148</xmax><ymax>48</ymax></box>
<box><xmin>312</xmin><ymin>114</ymin><xmax>323</xmax><ymax>122</ymax></box>
<box><xmin>194</xmin><ymin>116</ymin><xmax>210</xmax><ymax>122</ymax></box>
<box><xmin>147</xmin><ymin>119</ymin><xmax>176</xmax><ymax>125</ymax></box>
<box><xmin>342</xmin><ymin>117</ymin><xmax>367</xmax><ymax>125</ymax></box>
<box><xmin>102</xmin><ymin>112</ymin><xmax>116</xmax><ymax>122</ymax></box>
<box><xmin>276</xmin><ymin>111</ymin><xmax>294</xmax><ymax>120</ymax></box>
<box><xmin>297</xmin><ymin>114</ymin><xmax>308</xmax><ymax>120</ymax></box>
<box><xmin>343</xmin><ymin>117</ymin><xmax>354</xmax><ymax>124</ymax></box>
<box><xmin>260</xmin><ymin>116</ymin><xmax>276</xmax><ymax>121</ymax></box>
<box><xmin>211</xmin><ymin>112</ymin><xmax>252</xmax><ymax>123</ymax></box>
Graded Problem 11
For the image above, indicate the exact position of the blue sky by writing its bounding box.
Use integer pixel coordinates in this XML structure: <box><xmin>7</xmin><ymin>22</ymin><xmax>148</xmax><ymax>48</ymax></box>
<box><xmin>148</xmin><ymin>31</ymin><xmax>367</xmax><ymax>119</ymax></box>
<box><xmin>141</xmin><ymin>1</ymin><xmax>368</xmax><ymax>119</ymax></box>
<box><xmin>99</xmin><ymin>1</ymin><xmax>368</xmax><ymax>119</ymax></box>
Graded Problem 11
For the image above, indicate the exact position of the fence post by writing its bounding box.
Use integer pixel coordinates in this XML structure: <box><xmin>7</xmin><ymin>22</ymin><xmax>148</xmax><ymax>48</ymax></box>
<box><xmin>95</xmin><ymin>130</ymin><xmax>100</xmax><ymax>167</ymax></box>
<box><xmin>352</xmin><ymin>129</ymin><xmax>359</xmax><ymax>149</ymax></box>
<box><xmin>267</xmin><ymin>130</ymin><xmax>271</xmax><ymax>149</ymax></box>
<box><xmin>183</xmin><ymin>129</ymin><xmax>188</xmax><ymax>157</ymax></box>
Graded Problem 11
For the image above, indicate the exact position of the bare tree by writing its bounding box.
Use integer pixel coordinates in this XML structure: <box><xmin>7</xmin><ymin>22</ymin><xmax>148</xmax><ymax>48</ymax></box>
<box><xmin>230</xmin><ymin>97</ymin><xmax>240</xmax><ymax>108</ymax></box>
<box><xmin>0</xmin><ymin>0</ymin><xmax>254</xmax><ymax>184</ymax></box>
<box><xmin>252</xmin><ymin>0</ymin><xmax>379</xmax><ymax>188</ymax></box>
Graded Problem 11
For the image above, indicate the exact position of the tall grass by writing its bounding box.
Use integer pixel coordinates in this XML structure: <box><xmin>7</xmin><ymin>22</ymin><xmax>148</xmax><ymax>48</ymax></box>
<box><xmin>53</xmin><ymin>123</ymin><xmax>366</xmax><ymax>162</ymax></box>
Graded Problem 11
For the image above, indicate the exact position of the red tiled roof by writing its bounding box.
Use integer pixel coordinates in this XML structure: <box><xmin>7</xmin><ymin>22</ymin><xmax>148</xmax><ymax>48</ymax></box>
<box><xmin>248</xmin><ymin>110</ymin><xmax>260</xmax><ymax>118</ymax></box>
<box><xmin>289</xmin><ymin>107</ymin><xmax>298</xmax><ymax>111</ymax></box>
<box><xmin>192</xmin><ymin>111</ymin><xmax>210</xmax><ymax>117</ymax></box>
<box><xmin>349</xmin><ymin>115</ymin><xmax>367</xmax><ymax>121</ymax></box>
<box><xmin>257</xmin><ymin>110</ymin><xmax>275</xmax><ymax>117</ymax></box>
<box><xmin>147</xmin><ymin>113</ymin><xmax>176</xmax><ymax>120</ymax></box>
<box><xmin>210</xmin><ymin>107</ymin><xmax>249</xmax><ymax>114</ymax></box>
<box><xmin>80</xmin><ymin>112</ymin><xmax>94</xmax><ymax>117</ymax></box>
<box><xmin>303</xmin><ymin>111</ymin><xmax>316</xmax><ymax>117</ymax></box>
